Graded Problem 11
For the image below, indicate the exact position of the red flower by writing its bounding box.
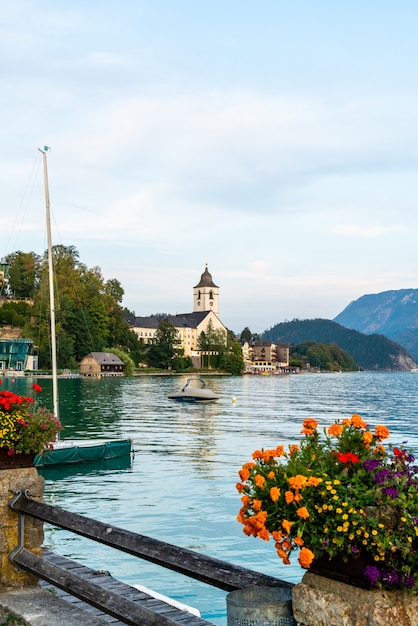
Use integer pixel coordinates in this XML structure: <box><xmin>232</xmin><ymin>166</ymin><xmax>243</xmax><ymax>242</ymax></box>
<box><xmin>338</xmin><ymin>452</ymin><xmax>360</xmax><ymax>464</ymax></box>
<box><xmin>393</xmin><ymin>447</ymin><xmax>407</xmax><ymax>459</ymax></box>
<box><xmin>32</xmin><ymin>383</ymin><xmax>43</xmax><ymax>393</ymax></box>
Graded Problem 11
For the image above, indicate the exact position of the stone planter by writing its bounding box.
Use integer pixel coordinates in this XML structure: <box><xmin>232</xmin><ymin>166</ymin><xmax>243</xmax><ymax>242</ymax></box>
<box><xmin>309</xmin><ymin>553</ymin><xmax>373</xmax><ymax>589</ymax></box>
<box><xmin>0</xmin><ymin>449</ymin><xmax>36</xmax><ymax>469</ymax></box>
<box><xmin>292</xmin><ymin>572</ymin><xmax>418</xmax><ymax>626</ymax></box>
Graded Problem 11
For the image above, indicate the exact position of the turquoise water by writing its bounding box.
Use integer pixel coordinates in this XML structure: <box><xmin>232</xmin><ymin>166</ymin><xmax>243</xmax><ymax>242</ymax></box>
<box><xmin>3</xmin><ymin>372</ymin><xmax>418</xmax><ymax>624</ymax></box>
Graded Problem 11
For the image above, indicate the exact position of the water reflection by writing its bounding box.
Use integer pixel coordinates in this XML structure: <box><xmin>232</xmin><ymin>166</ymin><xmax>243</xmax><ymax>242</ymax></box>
<box><xmin>5</xmin><ymin>372</ymin><xmax>418</xmax><ymax>625</ymax></box>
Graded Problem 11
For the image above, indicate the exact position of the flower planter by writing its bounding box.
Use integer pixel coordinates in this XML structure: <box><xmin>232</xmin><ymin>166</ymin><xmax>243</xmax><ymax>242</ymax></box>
<box><xmin>309</xmin><ymin>553</ymin><xmax>373</xmax><ymax>589</ymax></box>
<box><xmin>0</xmin><ymin>448</ymin><xmax>36</xmax><ymax>469</ymax></box>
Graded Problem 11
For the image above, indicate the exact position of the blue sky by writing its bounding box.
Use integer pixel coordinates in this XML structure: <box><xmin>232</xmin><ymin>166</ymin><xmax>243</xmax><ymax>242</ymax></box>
<box><xmin>2</xmin><ymin>1</ymin><xmax>418</xmax><ymax>334</ymax></box>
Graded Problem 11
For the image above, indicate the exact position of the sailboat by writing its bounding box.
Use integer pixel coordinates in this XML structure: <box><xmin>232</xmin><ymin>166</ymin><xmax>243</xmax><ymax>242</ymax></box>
<box><xmin>34</xmin><ymin>147</ymin><xmax>132</xmax><ymax>468</ymax></box>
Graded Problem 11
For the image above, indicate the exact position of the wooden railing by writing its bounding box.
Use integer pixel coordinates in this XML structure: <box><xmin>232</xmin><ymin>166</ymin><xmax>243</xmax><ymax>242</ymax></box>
<box><xmin>9</xmin><ymin>490</ymin><xmax>293</xmax><ymax>625</ymax></box>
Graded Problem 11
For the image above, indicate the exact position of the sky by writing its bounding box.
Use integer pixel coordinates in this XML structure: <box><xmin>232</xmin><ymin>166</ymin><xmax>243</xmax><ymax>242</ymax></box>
<box><xmin>2</xmin><ymin>1</ymin><xmax>418</xmax><ymax>335</ymax></box>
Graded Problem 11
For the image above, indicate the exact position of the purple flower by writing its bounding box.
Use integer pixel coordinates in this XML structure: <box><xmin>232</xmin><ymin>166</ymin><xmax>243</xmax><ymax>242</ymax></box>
<box><xmin>382</xmin><ymin>487</ymin><xmax>399</xmax><ymax>499</ymax></box>
<box><xmin>381</xmin><ymin>569</ymin><xmax>399</xmax><ymax>586</ymax></box>
<box><xmin>374</xmin><ymin>469</ymin><xmax>391</xmax><ymax>484</ymax></box>
<box><xmin>400</xmin><ymin>574</ymin><xmax>415</xmax><ymax>589</ymax></box>
<box><xmin>364</xmin><ymin>459</ymin><xmax>381</xmax><ymax>472</ymax></box>
<box><xmin>363</xmin><ymin>565</ymin><xmax>381</xmax><ymax>586</ymax></box>
<box><xmin>350</xmin><ymin>545</ymin><xmax>360</xmax><ymax>554</ymax></box>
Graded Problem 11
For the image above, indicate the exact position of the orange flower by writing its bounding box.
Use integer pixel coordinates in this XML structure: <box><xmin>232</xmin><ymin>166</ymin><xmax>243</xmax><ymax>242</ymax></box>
<box><xmin>275</xmin><ymin>445</ymin><xmax>285</xmax><ymax>457</ymax></box>
<box><xmin>328</xmin><ymin>423</ymin><xmax>343</xmax><ymax>437</ymax></box>
<box><xmin>236</xmin><ymin>482</ymin><xmax>244</xmax><ymax>493</ymax></box>
<box><xmin>298</xmin><ymin>547</ymin><xmax>315</xmax><ymax>569</ymax></box>
<box><xmin>252</xmin><ymin>450</ymin><xmax>263</xmax><ymax>460</ymax></box>
<box><xmin>258</xmin><ymin>528</ymin><xmax>270</xmax><ymax>541</ymax></box>
<box><xmin>272</xmin><ymin>530</ymin><xmax>284</xmax><ymax>542</ymax></box>
<box><xmin>297</xmin><ymin>507</ymin><xmax>309</xmax><ymax>519</ymax></box>
<box><xmin>285</xmin><ymin>491</ymin><xmax>295</xmax><ymax>504</ymax></box>
<box><xmin>303</xmin><ymin>418</ymin><xmax>318</xmax><ymax>431</ymax></box>
<box><xmin>270</xmin><ymin>486</ymin><xmax>281</xmax><ymax>502</ymax></box>
<box><xmin>289</xmin><ymin>444</ymin><xmax>299</xmax><ymax>455</ymax></box>
<box><xmin>362</xmin><ymin>430</ymin><xmax>373</xmax><ymax>446</ymax></box>
<box><xmin>276</xmin><ymin>548</ymin><xmax>288</xmax><ymax>560</ymax></box>
<box><xmin>351</xmin><ymin>414</ymin><xmax>367</xmax><ymax>429</ymax></box>
<box><xmin>281</xmin><ymin>540</ymin><xmax>292</xmax><ymax>550</ymax></box>
<box><xmin>252</xmin><ymin>499</ymin><xmax>263</xmax><ymax>511</ymax></box>
<box><xmin>294</xmin><ymin>493</ymin><xmax>302</xmax><ymax>503</ymax></box>
<box><xmin>254</xmin><ymin>474</ymin><xmax>266</xmax><ymax>488</ymax></box>
<box><xmin>294</xmin><ymin>536</ymin><xmax>304</xmax><ymax>546</ymax></box>
<box><xmin>307</xmin><ymin>476</ymin><xmax>322</xmax><ymax>487</ymax></box>
<box><xmin>240</xmin><ymin>495</ymin><xmax>251</xmax><ymax>507</ymax></box>
<box><xmin>239</xmin><ymin>467</ymin><xmax>250</xmax><ymax>481</ymax></box>
<box><xmin>268</xmin><ymin>471</ymin><xmax>275</xmax><ymax>479</ymax></box>
<box><xmin>288</xmin><ymin>474</ymin><xmax>308</xmax><ymax>490</ymax></box>
<box><xmin>282</xmin><ymin>519</ymin><xmax>293</xmax><ymax>535</ymax></box>
<box><xmin>375</xmin><ymin>425</ymin><xmax>390</xmax><ymax>441</ymax></box>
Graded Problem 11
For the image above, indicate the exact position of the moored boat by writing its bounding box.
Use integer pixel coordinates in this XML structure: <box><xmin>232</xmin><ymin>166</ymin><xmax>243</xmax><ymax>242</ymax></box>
<box><xmin>168</xmin><ymin>378</ymin><xmax>220</xmax><ymax>402</ymax></box>
<box><xmin>37</xmin><ymin>147</ymin><xmax>132</xmax><ymax>466</ymax></box>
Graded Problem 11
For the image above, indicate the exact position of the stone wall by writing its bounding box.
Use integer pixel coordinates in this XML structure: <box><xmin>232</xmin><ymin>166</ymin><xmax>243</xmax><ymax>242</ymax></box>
<box><xmin>293</xmin><ymin>572</ymin><xmax>418</xmax><ymax>626</ymax></box>
<box><xmin>0</xmin><ymin>468</ymin><xmax>44</xmax><ymax>589</ymax></box>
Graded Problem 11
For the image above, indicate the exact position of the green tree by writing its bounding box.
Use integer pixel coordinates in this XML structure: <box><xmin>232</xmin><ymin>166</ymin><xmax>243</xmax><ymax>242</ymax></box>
<box><xmin>197</xmin><ymin>320</ymin><xmax>227</xmax><ymax>368</ymax></box>
<box><xmin>240</xmin><ymin>327</ymin><xmax>252</xmax><ymax>342</ymax></box>
<box><xmin>146</xmin><ymin>321</ymin><xmax>181</xmax><ymax>369</ymax></box>
<box><xmin>107</xmin><ymin>347</ymin><xmax>135</xmax><ymax>376</ymax></box>
<box><xmin>7</xmin><ymin>251</ymin><xmax>39</xmax><ymax>298</ymax></box>
<box><xmin>220</xmin><ymin>341</ymin><xmax>245</xmax><ymax>374</ymax></box>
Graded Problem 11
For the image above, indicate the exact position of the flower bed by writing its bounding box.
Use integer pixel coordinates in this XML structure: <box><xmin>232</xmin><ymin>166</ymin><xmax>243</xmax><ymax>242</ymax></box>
<box><xmin>236</xmin><ymin>414</ymin><xmax>418</xmax><ymax>592</ymax></box>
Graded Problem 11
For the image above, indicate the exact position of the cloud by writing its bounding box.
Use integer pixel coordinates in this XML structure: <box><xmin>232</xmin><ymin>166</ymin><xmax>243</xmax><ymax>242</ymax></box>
<box><xmin>331</xmin><ymin>224</ymin><xmax>403</xmax><ymax>238</ymax></box>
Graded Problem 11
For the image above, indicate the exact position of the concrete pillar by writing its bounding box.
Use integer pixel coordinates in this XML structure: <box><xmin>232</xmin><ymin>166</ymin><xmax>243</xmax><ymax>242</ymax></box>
<box><xmin>292</xmin><ymin>572</ymin><xmax>418</xmax><ymax>626</ymax></box>
<box><xmin>0</xmin><ymin>468</ymin><xmax>44</xmax><ymax>589</ymax></box>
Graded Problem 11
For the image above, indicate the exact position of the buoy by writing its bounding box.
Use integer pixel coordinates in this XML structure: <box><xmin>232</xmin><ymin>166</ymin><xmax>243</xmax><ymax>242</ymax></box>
<box><xmin>232</xmin><ymin>396</ymin><xmax>237</xmax><ymax>404</ymax></box>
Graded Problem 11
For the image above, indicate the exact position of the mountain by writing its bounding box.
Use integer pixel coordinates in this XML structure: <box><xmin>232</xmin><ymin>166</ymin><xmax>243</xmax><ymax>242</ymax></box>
<box><xmin>333</xmin><ymin>289</ymin><xmax>418</xmax><ymax>361</ymax></box>
<box><xmin>261</xmin><ymin>318</ymin><xmax>416</xmax><ymax>371</ymax></box>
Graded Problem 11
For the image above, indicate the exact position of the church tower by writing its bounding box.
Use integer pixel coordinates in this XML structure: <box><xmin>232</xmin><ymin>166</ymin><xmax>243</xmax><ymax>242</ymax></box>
<box><xmin>193</xmin><ymin>264</ymin><xmax>219</xmax><ymax>315</ymax></box>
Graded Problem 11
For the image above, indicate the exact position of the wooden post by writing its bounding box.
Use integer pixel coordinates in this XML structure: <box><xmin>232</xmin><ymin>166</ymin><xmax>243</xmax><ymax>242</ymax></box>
<box><xmin>0</xmin><ymin>468</ymin><xmax>44</xmax><ymax>588</ymax></box>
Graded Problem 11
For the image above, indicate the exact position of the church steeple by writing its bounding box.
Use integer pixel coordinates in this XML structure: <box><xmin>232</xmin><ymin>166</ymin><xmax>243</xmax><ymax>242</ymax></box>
<box><xmin>193</xmin><ymin>264</ymin><xmax>219</xmax><ymax>315</ymax></box>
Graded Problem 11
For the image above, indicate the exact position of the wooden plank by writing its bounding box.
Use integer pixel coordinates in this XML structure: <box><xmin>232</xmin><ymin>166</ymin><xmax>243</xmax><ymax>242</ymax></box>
<box><xmin>42</xmin><ymin>549</ymin><xmax>204</xmax><ymax>623</ymax></box>
<box><xmin>12</xmin><ymin>493</ymin><xmax>292</xmax><ymax>591</ymax></box>
<box><xmin>13</xmin><ymin>548</ymin><xmax>211</xmax><ymax>626</ymax></box>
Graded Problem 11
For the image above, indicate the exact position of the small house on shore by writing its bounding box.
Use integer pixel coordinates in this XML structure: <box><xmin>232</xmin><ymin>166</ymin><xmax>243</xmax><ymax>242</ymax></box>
<box><xmin>79</xmin><ymin>352</ymin><xmax>125</xmax><ymax>377</ymax></box>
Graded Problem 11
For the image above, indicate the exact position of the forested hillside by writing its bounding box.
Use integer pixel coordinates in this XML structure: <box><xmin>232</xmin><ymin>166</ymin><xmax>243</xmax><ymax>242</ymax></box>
<box><xmin>262</xmin><ymin>318</ymin><xmax>416</xmax><ymax>371</ymax></box>
<box><xmin>1</xmin><ymin>247</ymin><xmax>141</xmax><ymax>369</ymax></box>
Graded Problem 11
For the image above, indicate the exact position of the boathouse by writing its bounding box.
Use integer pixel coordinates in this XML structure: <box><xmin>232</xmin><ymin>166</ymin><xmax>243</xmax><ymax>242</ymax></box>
<box><xmin>79</xmin><ymin>352</ymin><xmax>125</xmax><ymax>377</ymax></box>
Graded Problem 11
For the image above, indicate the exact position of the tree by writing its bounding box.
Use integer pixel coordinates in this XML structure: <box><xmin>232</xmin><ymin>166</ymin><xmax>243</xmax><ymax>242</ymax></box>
<box><xmin>240</xmin><ymin>327</ymin><xmax>252</xmax><ymax>342</ymax></box>
<box><xmin>197</xmin><ymin>320</ymin><xmax>227</xmax><ymax>368</ymax></box>
<box><xmin>146</xmin><ymin>321</ymin><xmax>181</xmax><ymax>369</ymax></box>
<box><xmin>220</xmin><ymin>341</ymin><xmax>245</xmax><ymax>374</ymax></box>
<box><xmin>7</xmin><ymin>251</ymin><xmax>39</xmax><ymax>298</ymax></box>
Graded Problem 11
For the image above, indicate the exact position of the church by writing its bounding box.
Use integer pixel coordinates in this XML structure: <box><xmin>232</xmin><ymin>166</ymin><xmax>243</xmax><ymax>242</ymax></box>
<box><xmin>130</xmin><ymin>265</ymin><xmax>228</xmax><ymax>360</ymax></box>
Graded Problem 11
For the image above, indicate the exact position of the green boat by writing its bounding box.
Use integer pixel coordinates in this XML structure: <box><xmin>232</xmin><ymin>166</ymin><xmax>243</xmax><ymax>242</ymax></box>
<box><xmin>34</xmin><ymin>438</ymin><xmax>133</xmax><ymax>468</ymax></box>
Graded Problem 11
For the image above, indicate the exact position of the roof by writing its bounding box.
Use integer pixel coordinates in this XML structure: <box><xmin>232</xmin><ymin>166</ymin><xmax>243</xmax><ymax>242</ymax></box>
<box><xmin>132</xmin><ymin>316</ymin><xmax>161</xmax><ymax>329</ymax></box>
<box><xmin>85</xmin><ymin>352</ymin><xmax>125</xmax><ymax>365</ymax></box>
<box><xmin>194</xmin><ymin>265</ymin><xmax>218</xmax><ymax>289</ymax></box>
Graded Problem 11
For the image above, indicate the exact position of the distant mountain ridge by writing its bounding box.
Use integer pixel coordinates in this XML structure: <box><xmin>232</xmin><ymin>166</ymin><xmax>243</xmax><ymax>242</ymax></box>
<box><xmin>334</xmin><ymin>289</ymin><xmax>418</xmax><ymax>361</ymax></box>
<box><xmin>261</xmin><ymin>318</ymin><xmax>416</xmax><ymax>371</ymax></box>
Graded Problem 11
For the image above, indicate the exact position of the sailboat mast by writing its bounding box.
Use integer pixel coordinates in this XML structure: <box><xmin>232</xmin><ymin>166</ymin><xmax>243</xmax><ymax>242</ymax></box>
<box><xmin>40</xmin><ymin>148</ymin><xmax>59</xmax><ymax>419</ymax></box>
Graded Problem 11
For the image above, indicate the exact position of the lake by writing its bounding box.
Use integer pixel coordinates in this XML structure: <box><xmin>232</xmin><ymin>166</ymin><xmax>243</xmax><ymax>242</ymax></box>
<box><xmin>4</xmin><ymin>372</ymin><xmax>418</xmax><ymax>625</ymax></box>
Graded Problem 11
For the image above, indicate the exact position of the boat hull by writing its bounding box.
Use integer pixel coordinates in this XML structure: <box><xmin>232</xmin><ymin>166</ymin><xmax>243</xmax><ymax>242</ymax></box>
<box><xmin>34</xmin><ymin>439</ymin><xmax>132</xmax><ymax>467</ymax></box>
<box><xmin>168</xmin><ymin>390</ymin><xmax>220</xmax><ymax>402</ymax></box>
